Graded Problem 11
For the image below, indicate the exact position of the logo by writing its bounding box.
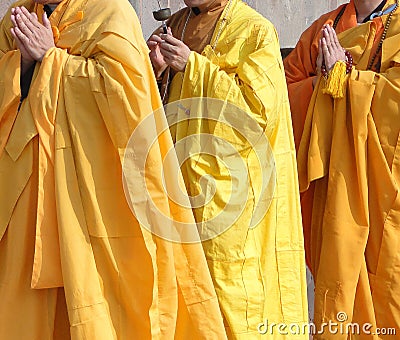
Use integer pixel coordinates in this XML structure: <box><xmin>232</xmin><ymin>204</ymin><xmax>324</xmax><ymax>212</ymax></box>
<box><xmin>123</xmin><ymin>98</ymin><xmax>276</xmax><ymax>243</ymax></box>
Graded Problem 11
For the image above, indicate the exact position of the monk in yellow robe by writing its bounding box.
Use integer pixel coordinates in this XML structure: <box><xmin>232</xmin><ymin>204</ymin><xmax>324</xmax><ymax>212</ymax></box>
<box><xmin>0</xmin><ymin>0</ymin><xmax>227</xmax><ymax>338</ymax></box>
<box><xmin>148</xmin><ymin>0</ymin><xmax>309</xmax><ymax>338</ymax></box>
<box><xmin>285</xmin><ymin>0</ymin><xmax>400</xmax><ymax>338</ymax></box>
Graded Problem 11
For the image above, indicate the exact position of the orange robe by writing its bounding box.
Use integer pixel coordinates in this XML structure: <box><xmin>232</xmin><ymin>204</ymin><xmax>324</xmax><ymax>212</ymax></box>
<box><xmin>0</xmin><ymin>0</ymin><xmax>226</xmax><ymax>339</ymax></box>
<box><xmin>285</xmin><ymin>0</ymin><xmax>400</xmax><ymax>338</ymax></box>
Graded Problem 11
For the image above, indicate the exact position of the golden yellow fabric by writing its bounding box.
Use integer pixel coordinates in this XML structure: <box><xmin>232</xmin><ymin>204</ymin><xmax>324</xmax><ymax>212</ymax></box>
<box><xmin>166</xmin><ymin>0</ymin><xmax>308</xmax><ymax>338</ymax></box>
<box><xmin>0</xmin><ymin>0</ymin><xmax>226</xmax><ymax>339</ymax></box>
<box><xmin>295</xmin><ymin>1</ymin><xmax>400</xmax><ymax>338</ymax></box>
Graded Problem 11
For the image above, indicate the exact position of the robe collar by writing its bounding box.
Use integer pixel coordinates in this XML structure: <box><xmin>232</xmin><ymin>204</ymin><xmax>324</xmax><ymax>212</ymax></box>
<box><xmin>192</xmin><ymin>0</ymin><xmax>229</xmax><ymax>15</ymax></box>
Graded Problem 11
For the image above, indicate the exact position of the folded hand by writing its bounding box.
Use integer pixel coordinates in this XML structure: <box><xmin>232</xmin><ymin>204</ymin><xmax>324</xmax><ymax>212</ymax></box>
<box><xmin>10</xmin><ymin>6</ymin><xmax>55</xmax><ymax>63</ymax></box>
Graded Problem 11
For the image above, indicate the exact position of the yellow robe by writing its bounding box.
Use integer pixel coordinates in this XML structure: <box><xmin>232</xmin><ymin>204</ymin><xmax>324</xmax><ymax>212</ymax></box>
<box><xmin>0</xmin><ymin>0</ymin><xmax>226</xmax><ymax>339</ymax></box>
<box><xmin>294</xmin><ymin>0</ymin><xmax>400</xmax><ymax>338</ymax></box>
<box><xmin>166</xmin><ymin>0</ymin><xmax>308</xmax><ymax>338</ymax></box>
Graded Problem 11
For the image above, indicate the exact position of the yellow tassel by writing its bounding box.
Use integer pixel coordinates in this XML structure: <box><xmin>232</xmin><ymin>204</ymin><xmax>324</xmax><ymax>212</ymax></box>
<box><xmin>322</xmin><ymin>61</ymin><xmax>347</xmax><ymax>99</ymax></box>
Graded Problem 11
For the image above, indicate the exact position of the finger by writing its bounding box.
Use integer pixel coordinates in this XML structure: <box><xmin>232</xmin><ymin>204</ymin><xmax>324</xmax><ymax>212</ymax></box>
<box><xmin>163</xmin><ymin>54</ymin><xmax>173</xmax><ymax>66</ymax></box>
<box><xmin>321</xmin><ymin>37</ymin><xmax>330</xmax><ymax>58</ymax></box>
<box><xmin>15</xmin><ymin>13</ymin><xmax>36</xmax><ymax>36</ymax></box>
<box><xmin>15</xmin><ymin>13</ymin><xmax>29</xmax><ymax>34</ymax></box>
<box><xmin>42</xmin><ymin>12</ymin><xmax>52</xmax><ymax>29</ymax></box>
<box><xmin>14</xmin><ymin>6</ymin><xmax>28</xmax><ymax>20</ymax></box>
<box><xmin>327</xmin><ymin>25</ymin><xmax>339</xmax><ymax>53</ymax></box>
<box><xmin>14</xmin><ymin>7</ymin><xmax>27</xmax><ymax>26</ymax></box>
<box><xmin>163</xmin><ymin>53</ymin><xmax>179</xmax><ymax>68</ymax></box>
<box><xmin>149</xmin><ymin>34</ymin><xmax>163</xmax><ymax>44</ymax></box>
<box><xmin>159</xmin><ymin>48</ymin><xmax>174</xmax><ymax>61</ymax></box>
<box><xmin>160</xmin><ymin>33</ymin><xmax>182</xmax><ymax>47</ymax></box>
<box><xmin>317</xmin><ymin>38</ymin><xmax>323</xmax><ymax>70</ymax></box>
<box><xmin>323</xmin><ymin>27</ymin><xmax>334</xmax><ymax>55</ymax></box>
<box><xmin>11</xmin><ymin>14</ymin><xmax>18</xmax><ymax>28</ymax></box>
<box><xmin>327</xmin><ymin>26</ymin><xmax>344</xmax><ymax>60</ymax></box>
<box><xmin>147</xmin><ymin>40</ymin><xmax>158</xmax><ymax>47</ymax></box>
<box><xmin>329</xmin><ymin>25</ymin><xmax>342</xmax><ymax>51</ymax></box>
<box><xmin>167</xmin><ymin>27</ymin><xmax>172</xmax><ymax>35</ymax></box>
<box><xmin>20</xmin><ymin>6</ymin><xmax>40</xmax><ymax>24</ymax></box>
<box><xmin>10</xmin><ymin>27</ymin><xmax>18</xmax><ymax>41</ymax></box>
<box><xmin>10</xmin><ymin>27</ymin><xmax>22</xmax><ymax>49</ymax></box>
<box><xmin>17</xmin><ymin>7</ymin><xmax>41</xmax><ymax>32</ymax></box>
<box><xmin>12</xmin><ymin>25</ymin><xmax>30</xmax><ymax>46</ymax></box>
<box><xmin>13</xmin><ymin>6</ymin><xmax>21</xmax><ymax>16</ymax></box>
<box><xmin>147</xmin><ymin>41</ymin><xmax>161</xmax><ymax>53</ymax></box>
<box><xmin>11</xmin><ymin>27</ymin><xmax>25</xmax><ymax>49</ymax></box>
<box><xmin>322</xmin><ymin>26</ymin><xmax>330</xmax><ymax>43</ymax></box>
<box><xmin>318</xmin><ymin>38</ymin><xmax>323</xmax><ymax>60</ymax></box>
<box><xmin>160</xmin><ymin>42</ymin><xmax>176</xmax><ymax>54</ymax></box>
<box><xmin>319</xmin><ymin>27</ymin><xmax>325</xmax><ymax>40</ymax></box>
<box><xmin>19</xmin><ymin>6</ymin><xmax>32</xmax><ymax>16</ymax></box>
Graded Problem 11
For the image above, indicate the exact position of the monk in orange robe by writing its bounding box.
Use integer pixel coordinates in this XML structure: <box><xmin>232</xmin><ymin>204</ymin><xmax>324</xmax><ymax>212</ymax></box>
<box><xmin>0</xmin><ymin>0</ymin><xmax>226</xmax><ymax>339</ymax></box>
<box><xmin>285</xmin><ymin>0</ymin><xmax>400</xmax><ymax>338</ymax></box>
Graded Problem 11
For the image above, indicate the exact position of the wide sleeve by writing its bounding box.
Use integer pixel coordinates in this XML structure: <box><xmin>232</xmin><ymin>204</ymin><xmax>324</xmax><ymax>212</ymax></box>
<box><xmin>284</xmin><ymin>21</ymin><xmax>321</xmax><ymax>148</ymax></box>
<box><xmin>180</xmin><ymin>23</ymin><xmax>285</xmax><ymax>133</ymax></box>
<box><xmin>0</xmin><ymin>9</ymin><xmax>24</xmax><ymax>156</ymax></box>
<box><xmin>69</xmin><ymin>34</ymin><xmax>161</xmax><ymax>153</ymax></box>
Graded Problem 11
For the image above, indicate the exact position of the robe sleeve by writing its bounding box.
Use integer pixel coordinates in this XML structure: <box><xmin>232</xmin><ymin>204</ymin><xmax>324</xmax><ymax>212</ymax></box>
<box><xmin>181</xmin><ymin>23</ymin><xmax>284</xmax><ymax>133</ymax></box>
<box><xmin>283</xmin><ymin>14</ymin><xmax>338</xmax><ymax>268</ymax></box>
<box><xmin>22</xmin><ymin>29</ymin><xmax>161</xmax><ymax>160</ymax></box>
<box><xmin>284</xmin><ymin>21</ymin><xmax>321</xmax><ymax>149</ymax></box>
<box><xmin>70</xmin><ymin>34</ymin><xmax>159</xmax><ymax>153</ymax></box>
<box><xmin>0</xmin><ymin>11</ymin><xmax>23</xmax><ymax>156</ymax></box>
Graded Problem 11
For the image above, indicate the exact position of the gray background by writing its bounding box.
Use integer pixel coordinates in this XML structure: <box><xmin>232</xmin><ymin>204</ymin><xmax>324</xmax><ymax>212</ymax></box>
<box><xmin>1</xmin><ymin>0</ymin><xmax>347</xmax><ymax>47</ymax></box>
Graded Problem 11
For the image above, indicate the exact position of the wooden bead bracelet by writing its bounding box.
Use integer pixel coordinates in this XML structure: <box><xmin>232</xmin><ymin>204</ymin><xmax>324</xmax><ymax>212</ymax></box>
<box><xmin>321</xmin><ymin>50</ymin><xmax>353</xmax><ymax>78</ymax></box>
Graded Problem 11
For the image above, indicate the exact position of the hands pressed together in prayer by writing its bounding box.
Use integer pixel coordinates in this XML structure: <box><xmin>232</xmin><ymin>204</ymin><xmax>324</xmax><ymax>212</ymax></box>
<box><xmin>147</xmin><ymin>27</ymin><xmax>191</xmax><ymax>78</ymax></box>
<box><xmin>10</xmin><ymin>6</ymin><xmax>55</xmax><ymax>72</ymax></box>
<box><xmin>313</xmin><ymin>24</ymin><xmax>347</xmax><ymax>87</ymax></box>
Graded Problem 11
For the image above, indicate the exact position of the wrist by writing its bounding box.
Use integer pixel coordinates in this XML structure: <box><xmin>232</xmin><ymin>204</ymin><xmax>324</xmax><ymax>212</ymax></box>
<box><xmin>155</xmin><ymin>65</ymin><xmax>167</xmax><ymax>80</ymax></box>
<box><xmin>38</xmin><ymin>46</ymin><xmax>54</xmax><ymax>62</ymax></box>
<box><xmin>21</xmin><ymin>57</ymin><xmax>34</xmax><ymax>67</ymax></box>
<box><xmin>321</xmin><ymin>51</ymin><xmax>353</xmax><ymax>78</ymax></box>
<box><xmin>21</xmin><ymin>58</ymin><xmax>35</xmax><ymax>75</ymax></box>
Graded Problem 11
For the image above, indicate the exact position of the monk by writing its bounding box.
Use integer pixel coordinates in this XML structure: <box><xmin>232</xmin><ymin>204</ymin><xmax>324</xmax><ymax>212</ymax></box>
<box><xmin>0</xmin><ymin>0</ymin><xmax>227</xmax><ymax>338</ymax></box>
<box><xmin>285</xmin><ymin>0</ymin><xmax>400</xmax><ymax>338</ymax></box>
<box><xmin>148</xmin><ymin>0</ymin><xmax>309</xmax><ymax>338</ymax></box>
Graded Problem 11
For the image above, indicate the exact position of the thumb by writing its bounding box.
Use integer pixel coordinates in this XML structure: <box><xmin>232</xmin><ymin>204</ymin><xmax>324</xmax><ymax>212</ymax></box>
<box><xmin>42</xmin><ymin>12</ymin><xmax>52</xmax><ymax>29</ymax></box>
